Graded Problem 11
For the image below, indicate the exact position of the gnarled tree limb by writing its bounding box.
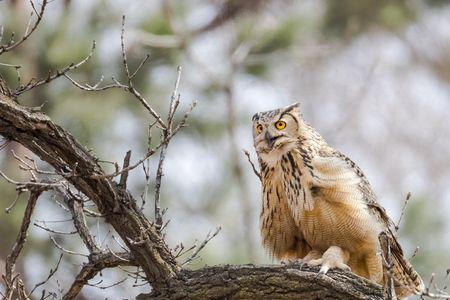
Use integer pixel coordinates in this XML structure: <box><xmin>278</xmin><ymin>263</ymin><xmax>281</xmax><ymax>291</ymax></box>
<box><xmin>0</xmin><ymin>92</ymin><xmax>179</xmax><ymax>291</ymax></box>
<box><xmin>137</xmin><ymin>264</ymin><xmax>384</xmax><ymax>300</ymax></box>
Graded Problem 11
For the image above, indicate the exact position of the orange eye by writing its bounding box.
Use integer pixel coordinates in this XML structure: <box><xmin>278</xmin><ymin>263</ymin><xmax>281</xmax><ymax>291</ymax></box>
<box><xmin>275</xmin><ymin>121</ymin><xmax>286</xmax><ymax>130</ymax></box>
<box><xmin>256</xmin><ymin>124</ymin><xmax>263</xmax><ymax>134</ymax></box>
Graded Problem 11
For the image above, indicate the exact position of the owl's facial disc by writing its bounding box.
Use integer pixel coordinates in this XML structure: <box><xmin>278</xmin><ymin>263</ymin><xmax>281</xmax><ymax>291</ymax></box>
<box><xmin>252</xmin><ymin>104</ymin><xmax>300</xmax><ymax>154</ymax></box>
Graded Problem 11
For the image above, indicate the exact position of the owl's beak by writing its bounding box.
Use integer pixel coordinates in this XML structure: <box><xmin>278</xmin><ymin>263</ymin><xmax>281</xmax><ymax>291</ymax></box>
<box><xmin>265</xmin><ymin>131</ymin><xmax>277</xmax><ymax>148</ymax></box>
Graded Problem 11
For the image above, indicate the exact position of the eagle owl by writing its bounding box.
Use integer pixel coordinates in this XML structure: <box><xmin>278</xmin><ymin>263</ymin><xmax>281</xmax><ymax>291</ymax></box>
<box><xmin>252</xmin><ymin>103</ymin><xmax>424</xmax><ymax>298</ymax></box>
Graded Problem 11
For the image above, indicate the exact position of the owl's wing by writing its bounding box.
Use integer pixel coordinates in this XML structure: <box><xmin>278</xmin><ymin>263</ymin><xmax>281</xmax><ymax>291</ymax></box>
<box><xmin>308</xmin><ymin>148</ymin><xmax>379</xmax><ymax>208</ymax></box>
<box><xmin>311</xmin><ymin>148</ymin><xmax>424</xmax><ymax>296</ymax></box>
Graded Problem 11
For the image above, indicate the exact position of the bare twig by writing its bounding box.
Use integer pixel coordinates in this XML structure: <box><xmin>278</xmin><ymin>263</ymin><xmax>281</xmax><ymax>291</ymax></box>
<box><xmin>65</xmin><ymin>18</ymin><xmax>166</xmax><ymax>127</ymax></box>
<box><xmin>181</xmin><ymin>227</ymin><xmax>221</xmax><ymax>267</ymax></box>
<box><xmin>5</xmin><ymin>192</ymin><xmax>22</xmax><ymax>214</ymax></box>
<box><xmin>4</xmin><ymin>189</ymin><xmax>44</xmax><ymax>299</ymax></box>
<box><xmin>410</xmin><ymin>246</ymin><xmax>420</xmax><ymax>261</ymax></box>
<box><xmin>63</xmin><ymin>252</ymin><xmax>134</xmax><ymax>300</ymax></box>
<box><xmin>90</xmin><ymin>101</ymin><xmax>196</xmax><ymax>181</ymax></box>
<box><xmin>50</xmin><ymin>236</ymin><xmax>89</xmax><ymax>257</ymax></box>
<box><xmin>85</xmin><ymin>277</ymin><xmax>127</xmax><ymax>289</ymax></box>
<box><xmin>64</xmin><ymin>190</ymin><xmax>100</xmax><ymax>253</ymax></box>
<box><xmin>0</xmin><ymin>170</ymin><xmax>64</xmax><ymax>191</ymax></box>
<box><xmin>420</xmin><ymin>271</ymin><xmax>450</xmax><ymax>299</ymax></box>
<box><xmin>396</xmin><ymin>192</ymin><xmax>411</xmax><ymax>231</ymax></box>
<box><xmin>34</xmin><ymin>223</ymin><xmax>77</xmax><ymax>235</ymax></box>
<box><xmin>140</xmin><ymin>123</ymin><xmax>154</xmax><ymax>210</ymax></box>
<box><xmin>29</xmin><ymin>253</ymin><xmax>64</xmax><ymax>296</ymax></box>
<box><xmin>119</xmin><ymin>150</ymin><xmax>132</xmax><ymax>189</ymax></box>
<box><xmin>12</xmin><ymin>41</ymin><xmax>96</xmax><ymax>97</ymax></box>
<box><xmin>0</xmin><ymin>0</ymin><xmax>48</xmax><ymax>55</ymax></box>
<box><xmin>120</xmin><ymin>16</ymin><xmax>166</xmax><ymax>128</ymax></box>
<box><xmin>243</xmin><ymin>149</ymin><xmax>261</xmax><ymax>181</ymax></box>
<box><xmin>154</xmin><ymin>66</ymin><xmax>182</xmax><ymax>230</ymax></box>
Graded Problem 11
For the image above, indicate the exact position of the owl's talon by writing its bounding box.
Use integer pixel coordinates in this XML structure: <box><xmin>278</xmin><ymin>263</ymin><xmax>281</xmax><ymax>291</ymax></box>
<box><xmin>306</xmin><ymin>246</ymin><xmax>351</xmax><ymax>275</ymax></box>
<box><xmin>319</xmin><ymin>265</ymin><xmax>330</xmax><ymax>274</ymax></box>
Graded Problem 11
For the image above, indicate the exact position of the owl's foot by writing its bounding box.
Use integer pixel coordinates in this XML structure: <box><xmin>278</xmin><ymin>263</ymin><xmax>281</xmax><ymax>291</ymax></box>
<box><xmin>307</xmin><ymin>246</ymin><xmax>351</xmax><ymax>275</ymax></box>
<box><xmin>281</xmin><ymin>249</ymin><xmax>323</xmax><ymax>266</ymax></box>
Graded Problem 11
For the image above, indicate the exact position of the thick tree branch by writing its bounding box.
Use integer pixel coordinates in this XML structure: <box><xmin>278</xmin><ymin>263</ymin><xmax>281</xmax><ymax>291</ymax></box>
<box><xmin>0</xmin><ymin>93</ymin><xmax>179</xmax><ymax>290</ymax></box>
<box><xmin>137</xmin><ymin>264</ymin><xmax>384</xmax><ymax>300</ymax></box>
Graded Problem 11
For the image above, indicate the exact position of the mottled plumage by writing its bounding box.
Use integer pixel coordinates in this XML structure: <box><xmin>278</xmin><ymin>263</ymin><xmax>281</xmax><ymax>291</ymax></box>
<box><xmin>252</xmin><ymin>103</ymin><xmax>424</xmax><ymax>298</ymax></box>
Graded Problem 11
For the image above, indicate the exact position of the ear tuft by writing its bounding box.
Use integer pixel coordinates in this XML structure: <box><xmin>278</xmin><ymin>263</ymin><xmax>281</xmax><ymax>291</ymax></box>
<box><xmin>283</xmin><ymin>102</ymin><xmax>300</xmax><ymax>113</ymax></box>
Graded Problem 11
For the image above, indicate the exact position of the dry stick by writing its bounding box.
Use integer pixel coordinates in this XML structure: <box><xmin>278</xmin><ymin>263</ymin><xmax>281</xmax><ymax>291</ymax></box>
<box><xmin>50</xmin><ymin>236</ymin><xmax>89</xmax><ymax>257</ymax></box>
<box><xmin>65</xmin><ymin>190</ymin><xmax>101</xmax><ymax>254</ymax></box>
<box><xmin>119</xmin><ymin>150</ymin><xmax>132</xmax><ymax>188</ymax></box>
<box><xmin>396</xmin><ymin>192</ymin><xmax>411</xmax><ymax>231</ymax></box>
<box><xmin>13</xmin><ymin>41</ymin><xmax>96</xmax><ymax>96</ymax></box>
<box><xmin>181</xmin><ymin>227</ymin><xmax>221</xmax><ymax>267</ymax></box>
<box><xmin>420</xmin><ymin>272</ymin><xmax>450</xmax><ymax>299</ymax></box>
<box><xmin>85</xmin><ymin>277</ymin><xmax>127</xmax><ymax>289</ymax></box>
<box><xmin>0</xmin><ymin>0</ymin><xmax>48</xmax><ymax>55</ymax></box>
<box><xmin>0</xmin><ymin>63</ymin><xmax>22</xmax><ymax>87</ymax></box>
<box><xmin>4</xmin><ymin>189</ymin><xmax>44</xmax><ymax>299</ymax></box>
<box><xmin>140</xmin><ymin>122</ymin><xmax>155</xmax><ymax>210</ymax></box>
<box><xmin>89</xmin><ymin>132</ymin><xmax>171</xmax><ymax>180</ymax></box>
<box><xmin>28</xmin><ymin>253</ymin><xmax>64</xmax><ymax>296</ymax></box>
<box><xmin>410</xmin><ymin>246</ymin><xmax>420</xmax><ymax>261</ymax></box>
<box><xmin>5</xmin><ymin>191</ymin><xmax>22</xmax><ymax>214</ymax></box>
<box><xmin>154</xmin><ymin>66</ymin><xmax>182</xmax><ymax>230</ymax></box>
<box><xmin>175</xmin><ymin>244</ymin><xmax>196</xmax><ymax>259</ymax></box>
<box><xmin>0</xmin><ymin>170</ymin><xmax>64</xmax><ymax>189</ymax></box>
<box><xmin>63</xmin><ymin>252</ymin><xmax>134</xmax><ymax>300</ymax></box>
<box><xmin>120</xmin><ymin>15</ymin><xmax>166</xmax><ymax>128</ymax></box>
<box><xmin>379</xmin><ymin>232</ymin><xmax>396</xmax><ymax>300</ymax></box>
<box><xmin>34</xmin><ymin>222</ymin><xmax>77</xmax><ymax>235</ymax></box>
<box><xmin>243</xmin><ymin>149</ymin><xmax>261</xmax><ymax>181</ymax></box>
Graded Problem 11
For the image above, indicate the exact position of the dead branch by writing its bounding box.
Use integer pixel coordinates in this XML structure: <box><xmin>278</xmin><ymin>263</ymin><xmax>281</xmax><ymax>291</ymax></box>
<box><xmin>3</xmin><ymin>188</ymin><xmax>46</xmax><ymax>299</ymax></box>
<box><xmin>396</xmin><ymin>192</ymin><xmax>411</xmax><ymax>231</ymax></box>
<box><xmin>154</xmin><ymin>66</ymin><xmax>182</xmax><ymax>230</ymax></box>
<box><xmin>12</xmin><ymin>41</ymin><xmax>96</xmax><ymax>98</ymax></box>
<box><xmin>0</xmin><ymin>0</ymin><xmax>48</xmax><ymax>56</ymax></box>
<box><xmin>119</xmin><ymin>150</ymin><xmax>132</xmax><ymax>189</ymax></box>
<box><xmin>0</xmin><ymin>73</ymin><xmax>180</xmax><ymax>291</ymax></box>
<box><xmin>29</xmin><ymin>253</ymin><xmax>64</xmax><ymax>297</ymax></box>
<box><xmin>181</xmin><ymin>227</ymin><xmax>221</xmax><ymax>267</ymax></box>
<box><xmin>63</xmin><ymin>252</ymin><xmax>134</xmax><ymax>300</ymax></box>
<box><xmin>243</xmin><ymin>149</ymin><xmax>261</xmax><ymax>181</ymax></box>
<box><xmin>64</xmin><ymin>190</ymin><xmax>101</xmax><ymax>254</ymax></box>
<box><xmin>137</xmin><ymin>264</ymin><xmax>384</xmax><ymax>300</ymax></box>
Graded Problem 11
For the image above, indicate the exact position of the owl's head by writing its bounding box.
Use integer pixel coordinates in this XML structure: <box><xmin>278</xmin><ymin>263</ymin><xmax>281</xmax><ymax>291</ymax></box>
<box><xmin>252</xmin><ymin>103</ymin><xmax>302</xmax><ymax>157</ymax></box>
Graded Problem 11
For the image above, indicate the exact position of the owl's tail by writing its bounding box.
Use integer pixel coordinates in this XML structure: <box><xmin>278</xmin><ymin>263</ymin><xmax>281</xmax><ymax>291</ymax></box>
<box><xmin>388</xmin><ymin>234</ymin><xmax>425</xmax><ymax>298</ymax></box>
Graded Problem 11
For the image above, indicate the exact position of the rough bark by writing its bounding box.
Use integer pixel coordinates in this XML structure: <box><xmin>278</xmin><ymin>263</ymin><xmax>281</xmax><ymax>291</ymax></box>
<box><xmin>63</xmin><ymin>252</ymin><xmax>134</xmax><ymax>300</ymax></box>
<box><xmin>138</xmin><ymin>264</ymin><xmax>383</xmax><ymax>300</ymax></box>
<box><xmin>0</xmin><ymin>93</ymin><xmax>179</xmax><ymax>290</ymax></box>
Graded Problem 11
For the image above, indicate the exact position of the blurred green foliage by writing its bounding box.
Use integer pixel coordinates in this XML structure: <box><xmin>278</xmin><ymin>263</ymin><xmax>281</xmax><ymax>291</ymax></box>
<box><xmin>323</xmin><ymin>0</ymin><xmax>416</xmax><ymax>37</ymax></box>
